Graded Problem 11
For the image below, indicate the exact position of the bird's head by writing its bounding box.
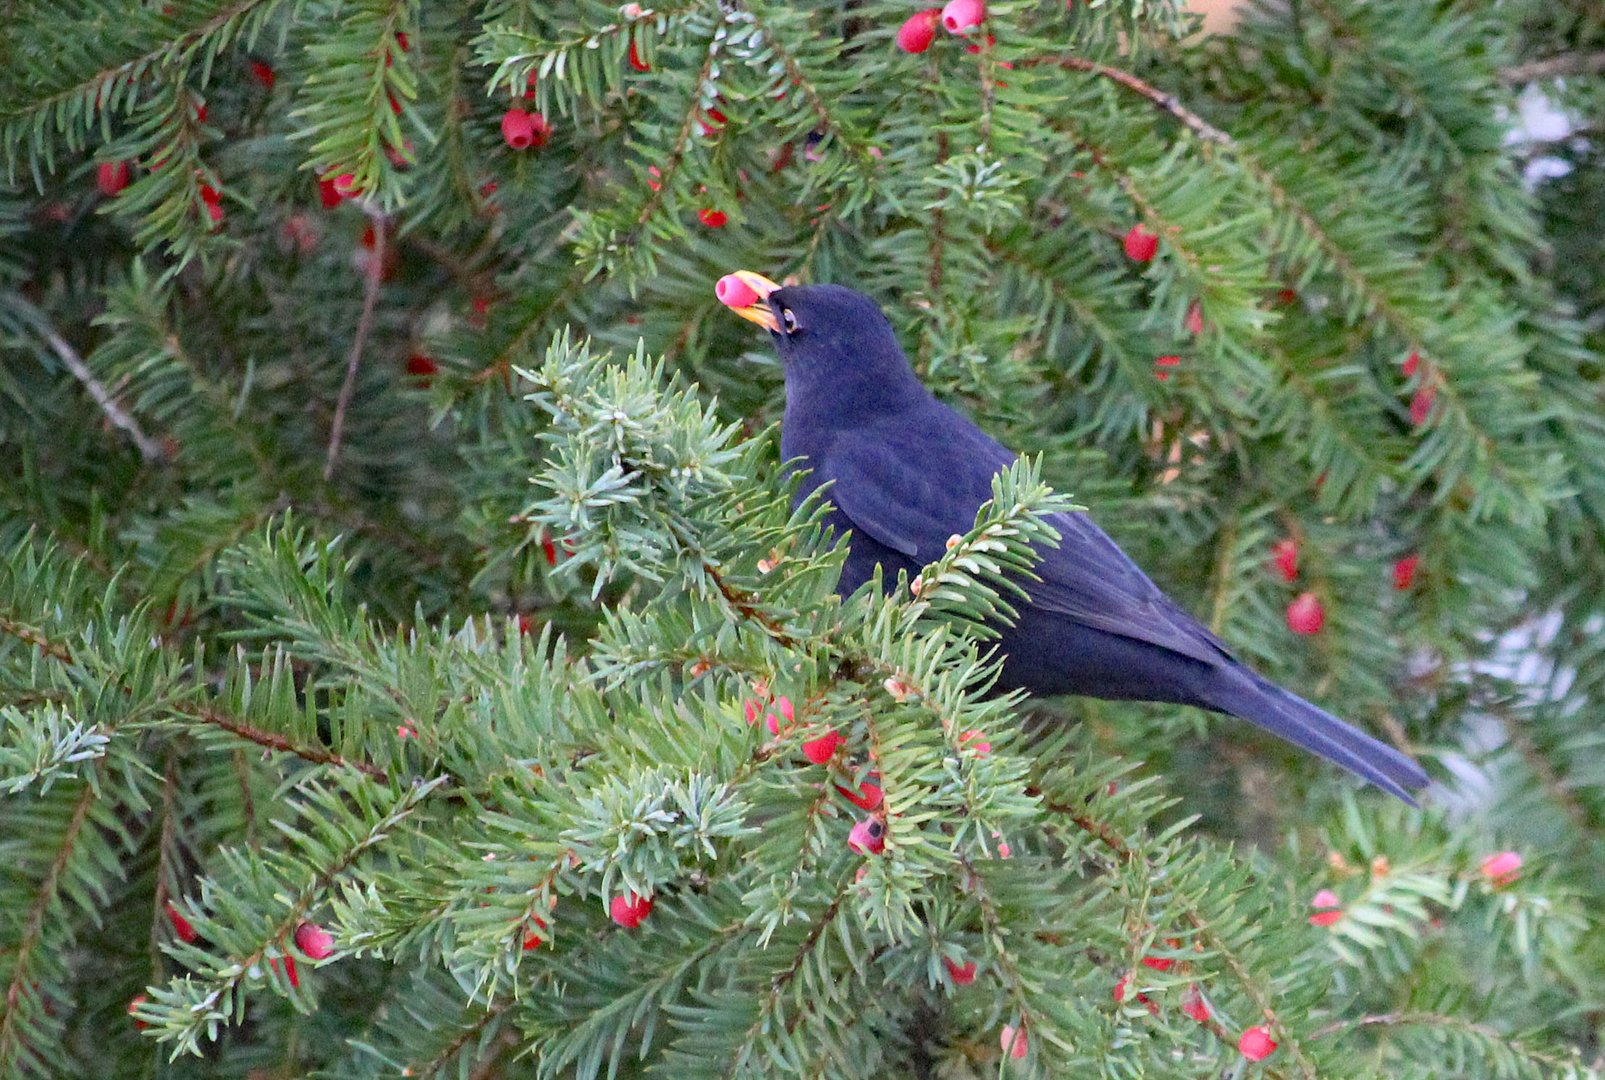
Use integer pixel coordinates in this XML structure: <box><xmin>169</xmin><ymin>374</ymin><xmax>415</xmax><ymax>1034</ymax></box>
<box><xmin>716</xmin><ymin>272</ymin><xmax>917</xmax><ymax>407</ymax></box>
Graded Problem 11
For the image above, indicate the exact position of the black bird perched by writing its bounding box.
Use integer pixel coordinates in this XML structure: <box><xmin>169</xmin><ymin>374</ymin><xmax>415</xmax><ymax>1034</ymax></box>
<box><xmin>717</xmin><ymin>271</ymin><xmax>1430</xmax><ymax>804</ymax></box>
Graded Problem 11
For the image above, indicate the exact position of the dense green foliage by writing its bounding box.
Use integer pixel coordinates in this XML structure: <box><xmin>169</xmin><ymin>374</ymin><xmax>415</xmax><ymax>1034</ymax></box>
<box><xmin>1</xmin><ymin>0</ymin><xmax>1602</xmax><ymax>1077</ymax></box>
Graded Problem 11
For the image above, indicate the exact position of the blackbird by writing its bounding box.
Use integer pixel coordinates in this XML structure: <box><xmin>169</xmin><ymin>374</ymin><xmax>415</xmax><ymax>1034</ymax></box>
<box><xmin>717</xmin><ymin>271</ymin><xmax>1429</xmax><ymax>803</ymax></box>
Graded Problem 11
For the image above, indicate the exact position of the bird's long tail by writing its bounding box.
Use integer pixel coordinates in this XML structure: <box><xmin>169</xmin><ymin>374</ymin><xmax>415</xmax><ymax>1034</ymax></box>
<box><xmin>1207</xmin><ymin>670</ymin><xmax>1429</xmax><ymax>804</ymax></box>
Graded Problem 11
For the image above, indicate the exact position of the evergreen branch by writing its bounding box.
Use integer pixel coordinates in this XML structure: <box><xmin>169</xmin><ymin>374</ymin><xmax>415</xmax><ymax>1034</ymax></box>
<box><xmin>37</xmin><ymin>321</ymin><xmax>166</xmax><ymax>463</ymax></box>
<box><xmin>1311</xmin><ymin>1012</ymin><xmax>1583</xmax><ymax>1071</ymax></box>
<box><xmin>325</xmin><ymin>211</ymin><xmax>388</xmax><ymax>481</ymax></box>
<box><xmin>1491</xmin><ymin>706</ymin><xmax>1593</xmax><ymax>833</ymax></box>
<box><xmin>414</xmin><ymin>998</ymin><xmax>513</xmax><ymax>1080</ymax></box>
<box><xmin>0</xmin><ymin>782</ymin><xmax>97</xmax><ymax>1074</ymax></box>
<box><xmin>1044</xmin><ymin>56</ymin><xmax>1232</xmax><ymax>147</ymax></box>
<box><xmin>1036</xmin><ymin>792</ymin><xmax>1317</xmax><ymax>1079</ymax></box>
<box><xmin>185</xmin><ymin>705</ymin><xmax>389</xmax><ymax>782</ymax></box>
<box><xmin>1499</xmin><ymin>51</ymin><xmax>1605</xmax><ymax>85</ymax></box>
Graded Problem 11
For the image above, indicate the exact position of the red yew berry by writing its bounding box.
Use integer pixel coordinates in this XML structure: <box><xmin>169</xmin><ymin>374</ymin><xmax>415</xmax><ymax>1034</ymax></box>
<box><xmin>1239</xmin><ymin>1026</ymin><xmax>1277</xmax><ymax>1061</ymax></box>
<box><xmin>941</xmin><ymin>0</ymin><xmax>985</xmax><ymax>34</ymax></box>
<box><xmin>744</xmin><ymin>694</ymin><xmax>794</xmax><ymax>736</ymax></box>
<box><xmin>269</xmin><ymin>954</ymin><xmax>300</xmax><ymax>987</ymax></box>
<box><xmin>837</xmin><ymin>778</ymin><xmax>883</xmax><ymax>811</ymax></box>
<box><xmin>205</xmin><ymin>201</ymin><xmax>224</xmax><ymax>227</ymax></box>
<box><xmin>1410</xmin><ymin>384</ymin><xmax>1436</xmax><ymax>426</ymax></box>
<box><xmin>97</xmin><ymin>160</ymin><xmax>131</xmax><ymax>197</ymax></box>
<box><xmin>1123</xmin><ymin>224</ymin><xmax>1159</xmax><ymax>262</ymax></box>
<box><xmin>944</xmin><ymin>956</ymin><xmax>977</xmax><ymax>985</ymax></box>
<box><xmin>1480</xmin><ymin>850</ymin><xmax>1522</xmax><ymax>886</ymax></box>
<box><xmin>1286</xmin><ymin>592</ymin><xmax>1324</xmax><ymax>635</ymax></box>
<box><xmin>698</xmin><ymin>107</ymin><xmax>727</xmax><ymax>137</ymax></box>
<box><xmin>698</xmin><ymin>208</ymin><xmax>728</xmax><ymax>228</ymax></box>
<box><xmin>541</xmin><ymin>530</ymin><xmax>559</xmax><ymax>566</ymax></box>
<box><xmin>1000</xmin><ymin>1023</ymin><xmax>1027</xmax><ymax>1059</ymax></box>
<box><xmin>1181</xmin><ymin>983</ymin><xmax>1211</xmax><ymax>1023</ymax></box>
<box><xmin>249</xmin><ymin>60</ymin><xmax>275</xmax><ymax>89</ymax></box>
<box><xmin>1309</xmin><ymin>888</ymin><xmax>1342</xmax><ymax>927</ymax></box>
<box><xmin>316</xmin><ymin>174</ymin><xmax>342</xmax><ymax>208</ymax></box>
<box><xmin>1402</xmin><ymin>350</ymin><xmax>1420</xmax><ymax>377</ymax></box>
<box><xmin>199</xmin><ymin>182</ymin><xmax>221</xmax><ymax>206</ymax></box>
<box><xmin>501</xmin><ymin>108</ymin><xmax>538</xmax><ymax>150</ymax></box>
<box><xmin>128</xmin><ymin>994</ymin><xmax>149</xmax><ymax>1029</ymax></box>
<box><xmin>896</xmin><ymin>9</ymin><xmax>941</xmax><ymax>53</ymax></box>
<box><xmin>715</xmin><ymin>273</ymin><xmax>761</xmax><ymax>309</ymax></box>
<box><xmin>1275</xmin><ymin>287</ymin><xmax>1299</xmax><ymax>306</ymax></box>
<box><xmin>1154</xmin><ymin>355</ymin><xmax>1181</xmax><ymax>381</ymax></box>
<box><xmin>1141</xmin><ymin>938</ymin><xmax>1181</xmax><ymax>971</ymax></box>
<box><xmin>396</xmin><ymin>31</ymin><xmax>410</xmax><ymax>52</ymax></box>
<box><xmin>522</xmin><ymin>915</ymin><xmax>548</xmax><ymax>950</ymax></box>
<box><xmin>333</xmin><ymin>173</ymin><xmax>360</xmax><ymax>198</ymax></box>
<box><xmin>294</xmin><ymin>921</ymin><xmax>335</xmax><ymax>960</ymax></box>
<box><xmin>1392</xmin><ymin>554</ymin><xmax>1420</xmax><ymax>591</ymax></box>
<box><xmin>958</xmin><ymin>729</ymin><xmax>991</xmax><ymax>755</ymax></box>
<box><xmin>1271</xmin><ymin>539</ymin><xmax>1299</xmax><ymax>582</ymax></box>
<box><xmin>629</xmin><ymin>39</ymin><xmax>651</xmax><ymax>71</ymax></box>
<box><xmin>405</xmin><ymin>354</ymin><xmax>438</xmax><ymax>379</ymax></box>
<box><xmin>165</xmin><ymin>902</ymin><xmax>197</xmax><ymax>944</ymax></box>
<box><xmin>396</xmin><ymin>724</ymin><xmax>416</xmax><ymax>738</ymax></box>
<box><xmin>802</xmin><ymin>729</ymin><xmax>845</xmax><ymax>764</ymax></box>
<box><xmin>1184</xmin><ymin>300</ymin><xmax>1204</xmax><ymax>335</ymax></box>
<box><xmin>848</xmin><ymin>816</ymin><xmax>886</xmax><ymax>855</ymax></box>
<box><xmin>610</xmin><ymin>892</ymin><xmax>653</xmax><ymax>929</ymax></box>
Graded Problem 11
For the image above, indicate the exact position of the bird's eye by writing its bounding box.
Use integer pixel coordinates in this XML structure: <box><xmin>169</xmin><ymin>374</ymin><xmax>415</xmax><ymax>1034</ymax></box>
<box><xmin>781</xmin><ymin>308</ymin><xmax>799</xmax><ymax>333</ymax></box>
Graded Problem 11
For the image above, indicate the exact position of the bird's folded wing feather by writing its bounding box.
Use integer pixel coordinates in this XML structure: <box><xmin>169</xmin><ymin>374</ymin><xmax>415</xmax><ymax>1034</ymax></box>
<box><xmin>822</xmin><ymin>421</ymin><xmax>1232</xmax><ymax>667</ymax></box>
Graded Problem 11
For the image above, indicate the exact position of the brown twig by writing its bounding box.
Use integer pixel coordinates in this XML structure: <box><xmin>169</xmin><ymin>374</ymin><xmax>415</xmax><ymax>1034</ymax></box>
<box><xmin>1499</xmin><ymin>51</ymin><xmax>1605</xmax><ymax>85</ymax></box>
<box><xmin>39</xmin><ymin>322</ymin><xmax>166</xmax><ymax>462</ymax></box>
<box><xmin>188</xmin><ymin>706</ymin><xmax>389</xmax><ymax>783</ymax></box>
<box><xmin>324</xmin><ymin>210</ymin><xmax>387</xmax><ymax>481</ymax></box>
<box><xmin>0</xmin><ymin>615</ymin><xmax>73</xmax><ymax>663</ymax></box>
<box><xmin>1040</xmin><ymin>56</ymin><xmax>1233</xmax><ymax>147</ymax></box>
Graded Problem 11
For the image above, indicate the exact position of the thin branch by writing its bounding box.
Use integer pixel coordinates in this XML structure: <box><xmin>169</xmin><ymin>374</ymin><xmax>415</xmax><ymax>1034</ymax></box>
<box><xmin>187</xmin><ymin>706</ymin><xmax>389</xmax><ymax>783</ymax></box>
<box><xmin>1043</xmin><ymin>56</ymin><xmax>1233</xmax><ymax>147</ymax></box>
<box><xmin>39</xmin><ymin>322</ymin><xmax>166</xmax><ymax>462</ymax></box>
<box><xmin>0</xmin><ymin>614</ymin><xmax>74</xmax><ymax>663</ymax></box>
<box><xmin>1500</xmin><ymin>51</ymin><xmax>1605</xmax><ymax>85</ymax></box>
<box><xmin>324</xmin><ymin>210</ymin><xmax>387</xmax><ymax>481</ymax></box>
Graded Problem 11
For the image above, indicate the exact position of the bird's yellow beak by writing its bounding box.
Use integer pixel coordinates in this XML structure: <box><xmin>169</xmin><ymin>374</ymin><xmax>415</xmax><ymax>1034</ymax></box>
<box><xmin>715</xmin><ymin>270</ymin><xmax>783</xmax><ymax>332</ymax></box>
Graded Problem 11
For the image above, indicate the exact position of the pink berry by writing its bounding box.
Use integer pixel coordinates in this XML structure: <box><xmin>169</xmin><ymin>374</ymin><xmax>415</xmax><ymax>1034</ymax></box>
<box><xmin>1308</xmin><ymin>889</ymin><xmax>1342</xmax><ymax>926</ymax></box>
<box><xmin>1392</xmin><ymin>554</ymin><xmax>1420</xmax><ymax>591</ymax></box>
<box><xmin>1286</xmin><ymin>592</ymin><xmax>1324</xmax><ymax>635</ymax></box>
<box><xmin>1239</xmin><ymin>1026</ymin><xmax>1277</xmax><ymax>1061</ymax></box>
<box><xmin>128</xmin><ymin>994</ymin><xmax>149</xmax><ymax>1029</ymax></box>
<box><xmin>501</xmin><ymin>108</ymin><xmax>538</xmax><ymax>149</ymax></box>
<box><xmin>1480</xmin><ymin>851</ymin><xmax>1522</xmax><ymax>885</ymax></box>
<box><xmin>333</xmin><ymin>173</ymin><xmax>360</xmax><ymax>197</ymax></box>
<box><xmin>1184</xmin><ymin>300</ymin><xmax>1204</xmax><ymax>335</ymax></box>
<box><xmin>165</xmin><ymin>901</ymin><xmax>197</xmax><ymax>943</ymax></box>
<box><xmin>1123</xmin><ymin>224</ymin><xmax>1158</xmax><ymax>262</ymax></box>
<box><xmin>958</xmin><ymin>729</ymin><xmax>991</xmax><ymax>755</ymax></box>
<box><xmin>698</xmin><ymin>208</ymin><xmax>728</xmax><ymax>228</ymax></box>
<box><xmin>1410</xmin><ymin>384</ymin><xmax>1436</xmax><ymax>426</ymax></box>
<box><xmin>715</xmin><ymin>273</ymin><xmax>760</xmax><ymax>309</ymax></box>
<box><xmin>294</xmin><ymin>921</ymin><xmax>335</xmax><ymax>960</ymax></box>
<box><xmin>1271</xmin><ymin>539</ymin><xmax>1298</xmax><ymax>582</ymax></box>
<box><xmin>629</xmin><ymin>39</ymin><xmax>650</xmax><ymax>71</ymax></box>
<box><xmin>1000</xmin><ymin>1023</ymin><xmax>1027</xmax><ymax>1059</ymax></box>
<box><xmin>848</xmin><ymin>816</ymin><xmax>886</xmax><ymax>855</ymax></box>
<box><xmin>1402</xmin><ymin>350</ymin><xmax>1420</xmax><ymax>376</ymax></box>
<box><xmin>1154</xmin><ymin>355</ymin><xmax>1181</xmax><ymax>381</ymax></box>
<box><xmin>896</xmin><ymin>9</ymin><xmax>941</xmax><ymax>53</ymax></box>
<box><xmin>97</xmin><ymin>160</ymin><xmax>131</xmax><ymax>197</ymax></box>
<box><xmin>941</xmin><ymin>0</ymin><xmax>985</xmax><ymax>34</ymax></box>
<box><xmin>801</xmin><ymin>729</ymin><xmax>845</xmax><ymax>764</ymax></box>
<box><xmin>944</xmin><ymin>956</ymin><xmax>977</xmax><ymax>985</ymax></box>
<box><xmin>610</xmin><ymin>892</ymin><xmax>653</xmax><ymax>928</ymax></box>
<box><xmin>1181</xmin><ymin>983</ymin><xmax>1211</xmax><ymax>1023</ymax></box>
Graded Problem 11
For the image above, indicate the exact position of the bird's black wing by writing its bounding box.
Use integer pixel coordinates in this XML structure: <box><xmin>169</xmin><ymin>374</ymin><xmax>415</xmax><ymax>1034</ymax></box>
<box><xmin>821</xmin><ymin>418</ymin><xmax>1232</xmax><ymax>667</ymax></box>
